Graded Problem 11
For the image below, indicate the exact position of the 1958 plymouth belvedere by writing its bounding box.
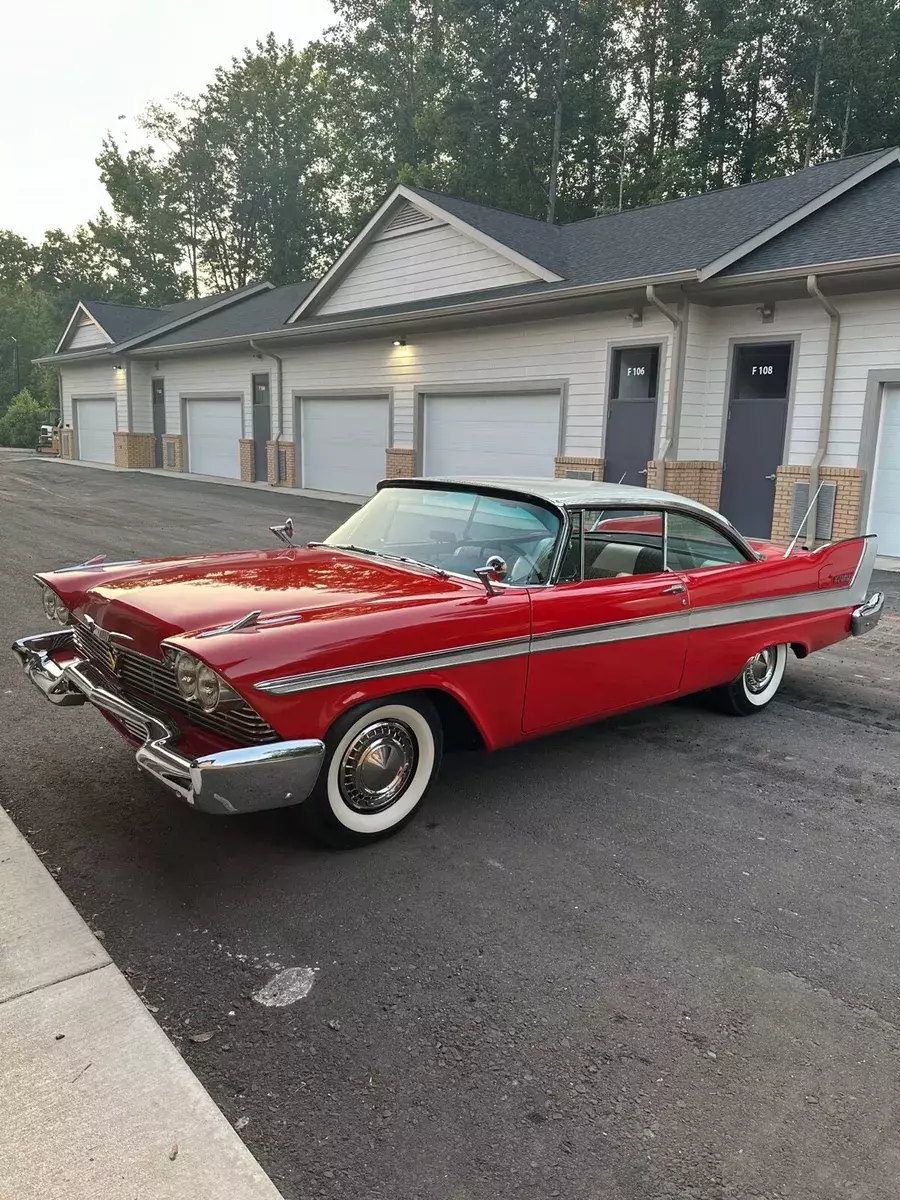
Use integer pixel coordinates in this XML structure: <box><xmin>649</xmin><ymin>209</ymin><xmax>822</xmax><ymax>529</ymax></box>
<box><xmin>13</xmin><ymin>477</ymin><xmax>884</xmax><ymax>847</ymax></box>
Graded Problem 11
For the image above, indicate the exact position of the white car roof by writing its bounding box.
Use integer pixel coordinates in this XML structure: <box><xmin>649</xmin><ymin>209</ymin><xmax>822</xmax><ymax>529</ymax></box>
<box><xmin>399</xmin><ymin>475</ymin><xmax>723</xmax><ymax>521</ymax></box>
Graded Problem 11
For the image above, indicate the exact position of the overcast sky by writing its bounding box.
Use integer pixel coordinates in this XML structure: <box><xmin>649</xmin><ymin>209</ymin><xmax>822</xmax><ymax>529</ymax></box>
<box><xmin>0</xmin><ymin>0</ymin><xmax>335</xmax><ymax>242</ymax></box>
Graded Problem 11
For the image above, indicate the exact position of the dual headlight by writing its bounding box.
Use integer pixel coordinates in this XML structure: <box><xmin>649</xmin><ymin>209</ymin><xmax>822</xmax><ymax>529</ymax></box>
<box><xmin>173</xmin><ymin>651</ymin><xmax>234</xmax><ymax>713</ymax></box>
<box><xmin>42</xmin><ymin>587</ymin><xmax>69</xmax><ymax>625</ymax></box>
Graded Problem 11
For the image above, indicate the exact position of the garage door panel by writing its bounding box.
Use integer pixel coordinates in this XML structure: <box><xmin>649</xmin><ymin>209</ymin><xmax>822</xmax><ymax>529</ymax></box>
<box><xmin>301</xmin><ymin>397</ymin><xmax>387</xmax><ymax>495</ymax></box>
<box><xmin>871</xmin><ymin>387</ymin><xmax>900</xmax><ymax>556</ymax></box>
<box><xmin>424</xmin><ymin>393</ymin><xmax>560</xmax><ymax>477</ymax></box>
<box><xmin>75</xmin><ymin>399</ymin><xmax>116</xmax><ymax>464</ymax></box>
<box><xmin>186</xmin><ymin>399</ymin><xmax>242</xmax><ymax>479</ymax></box>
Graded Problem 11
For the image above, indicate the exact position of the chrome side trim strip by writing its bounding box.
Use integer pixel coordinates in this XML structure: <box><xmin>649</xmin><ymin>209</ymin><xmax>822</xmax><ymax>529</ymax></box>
<box><xmin>254</xmin><ymin>544</ymin><xmax>876</xmax><ymax>696</ymax></box>
<box><xmin>255</xmin><ymin>634</ymin><xmax>532</xmax><ymax>695</ymax></box>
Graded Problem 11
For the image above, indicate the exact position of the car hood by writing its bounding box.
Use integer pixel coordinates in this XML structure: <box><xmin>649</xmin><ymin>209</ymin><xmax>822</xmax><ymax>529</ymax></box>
<box><xmin>43</xmin><ymin>547</ymin><xmax>476</xmax><ymax>659</ymax></box>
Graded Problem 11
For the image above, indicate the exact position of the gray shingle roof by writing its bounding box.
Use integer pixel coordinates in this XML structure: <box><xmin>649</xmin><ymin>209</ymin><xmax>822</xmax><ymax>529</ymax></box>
<box><xmin>416</xmin><ymin>150</ymin><xmax>891</xmax><ymax>285</ymax></box>
<box><xmin>141</xmin><ymin>280</ymin><xmax>317</xmax><ymax>348</ymax></box>
<box><xmin>720</xmin><ymin>164</ymin><xmax>900</xmax><ymax>275</ymax></box>
<box><xmin>81</xmin><ymin>300</ymin><xmax>166</xmax><ymax>342</ymax></box>
<box><xmin>56</xmin><ymin>149</ymin><xmax>896</xmax><ymax>357</ymax></box>
<box><xmin>80</xmin><ymin>287</ymin><xmax>263</xmax><ymax>345</ymax></box>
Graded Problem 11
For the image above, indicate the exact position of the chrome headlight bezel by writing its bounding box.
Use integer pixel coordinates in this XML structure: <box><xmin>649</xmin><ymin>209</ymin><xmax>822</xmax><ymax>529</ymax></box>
<box><xmin>174</xmin><ymin>652</ymin><xmax>200</xmax><ymax>700</ymax></box>
<box><xmin>164</xmin><ymin>645</ymin><xmax>239</xmax><ymax>714</ymax></box>
<box><xmin>41</xmin><ymin>587</ymin><xmax>57</xmax><ymax>621</ymax></box>
<box><xmin>41</xmin><ymin>586</ymin><xmax>68</xmax><ymax>625</ymax></box>
<box><xmin>196</xmin><ymin>663</ymin><xmax>220</xmax><ymax>712</ymax></box>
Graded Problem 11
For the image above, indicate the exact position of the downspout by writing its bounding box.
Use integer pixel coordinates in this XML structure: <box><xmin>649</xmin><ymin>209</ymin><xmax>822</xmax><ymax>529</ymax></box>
<box><xmin>805</xmin><ymin>275</ymin><xmax>840</xmax><ymax>547</ymax></box>
<box><xmin>644</xmin><ymin>285</ymin><xmax>686</xmax><ymax>463</ymax></box>
<box><xmin>249</xmin><ymin>339</ymin><xmax>283</xmax><ymax>487</ymax></box>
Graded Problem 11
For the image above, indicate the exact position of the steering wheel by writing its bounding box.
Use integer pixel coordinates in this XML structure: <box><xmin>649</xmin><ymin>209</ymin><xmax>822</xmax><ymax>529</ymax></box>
<box><xmin>454</xmin><ymin>539</ymin><xmax>545</xmax><ymax>584</ymax></box>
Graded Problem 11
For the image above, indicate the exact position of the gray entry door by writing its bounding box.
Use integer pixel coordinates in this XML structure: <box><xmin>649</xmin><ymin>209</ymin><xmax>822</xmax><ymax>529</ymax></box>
<box><xmin>718</xmin><ymin>343</ymin><xmax>792</xmax><ymax>538</ymax></box>
<box><xmin>603</xmin><ymin>345</ymin><xmax>660</xmax><ymax>486</ymax></box>
<box><xmin>252</xmin><ymin>373</ymin><xmax>271</xmax><ymax>481</ymax></box>
<box><xmin>152</xmin><ymin>379</ymin><xmax>166</xmax><ymax>468</ymax></box>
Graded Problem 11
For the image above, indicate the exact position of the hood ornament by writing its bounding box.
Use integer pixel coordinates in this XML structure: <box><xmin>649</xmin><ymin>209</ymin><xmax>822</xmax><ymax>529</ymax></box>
<box><xmin>270</xmin><ymin>518</ymin><xmax>294</xmax><ymax>547</ymax></box>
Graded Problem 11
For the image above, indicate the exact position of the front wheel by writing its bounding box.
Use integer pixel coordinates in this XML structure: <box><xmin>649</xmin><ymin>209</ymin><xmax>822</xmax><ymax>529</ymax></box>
<box><xmin>295</xmin><ymin>694</ymin><xmax>443</xmax><ymax>848</ymax></box>
<box><xmin>709</xmin><ymin>644</ymin><xmax>788</xmax><ymax>716</ymax></box>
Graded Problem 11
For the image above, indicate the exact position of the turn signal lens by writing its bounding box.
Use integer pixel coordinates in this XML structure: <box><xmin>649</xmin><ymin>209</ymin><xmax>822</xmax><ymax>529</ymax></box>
<box><xmin>42</xmin><ymin>589</ymin><xmax>57</xmax><ymax>620</ymax></box>
<box><xmin>196</xmin><ymin>664</ymin><xmax>221</xmax><ymax>712</ymax></box>
<box><xmin>54</xmin><ymin>595</ymin><xmax>70</xmax><ymax>623</ymax></box>
<box><xmin>175</xmin><ymin>652</ymin><xmax>199</xmax><ymax>699</ymax></box>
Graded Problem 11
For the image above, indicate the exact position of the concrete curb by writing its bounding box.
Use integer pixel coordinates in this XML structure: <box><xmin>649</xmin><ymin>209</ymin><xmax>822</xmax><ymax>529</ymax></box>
<box><xmin>0</xmin><ymin>806</ymin><xmax>284</xmax><ymax>1200</ymax></box>
<box><xmin>37</xmin><ymin>453</ymin><xmax>367</xmax><ymax>506</ymax></box>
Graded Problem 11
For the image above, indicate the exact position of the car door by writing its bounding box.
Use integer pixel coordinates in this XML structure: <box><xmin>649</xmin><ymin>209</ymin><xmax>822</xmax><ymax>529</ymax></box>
<box><xmin>523</xmin><ymin>508</ymin><xmax>690</xmax><ymax>733</ymax></box>
<box><xmin>664</xmin><ymin>510</ymin><xmax>792</xmax><ymax>693</ymax></box>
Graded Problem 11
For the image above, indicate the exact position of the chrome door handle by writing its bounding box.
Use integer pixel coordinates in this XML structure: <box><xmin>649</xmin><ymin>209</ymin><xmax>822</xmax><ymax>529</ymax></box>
<box><xmin>764</xmin><ymin>473</ymin><xmax>776</xmax><ymax>480</ymax></box>
<box><xmin>638</xmin><ymin>468</ymin><xmax>648</xmax><ymax>476</ymax></box>
<box><xmin>661</xmin><ymin>581</ymin><xmax>686</xmax><ymax>594</ymax></box>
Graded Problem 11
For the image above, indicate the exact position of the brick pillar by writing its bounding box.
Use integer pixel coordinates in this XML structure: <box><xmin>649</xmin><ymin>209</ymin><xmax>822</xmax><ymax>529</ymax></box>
<box><xmin>385</xmin><ymin>447</ymin><xmax>417</xmax><ymax>478</ymax></box>
<box><xmin>772</xmin><ymin>464</ymin><xmax>865</xmax><ymax>546</ymax></box>
<box><xmin>651</xmin><ymin>460</ymin><xmax>723</xmax><ymax>508</ymax></box>
<box><xmin>239</xmin><ymin>438</ymin><xmax>255</xmax><ymax>482</ymax></box>
<box><xmin>113</xmin><ymin>432</ymin><xmax>156</xmax><ymax>468</ymax></box>
<box><xmin>266</xmin><ymin>440</ymin><xmax>296</xmax><ymax>487</ymax></box>
<box><xmin>58</xmin><ymin>428</ymin><xmax>75</xmax><ymax>459</ymax></box>
<box><xmin>160</xmin><ymin>434</ymin><xmax>184</xmax><ymax>472</ymax></box>
<box><xmin>554</xmin><ymin>455</ymin><xmax>604</xmax><ymax>480</ymax></box>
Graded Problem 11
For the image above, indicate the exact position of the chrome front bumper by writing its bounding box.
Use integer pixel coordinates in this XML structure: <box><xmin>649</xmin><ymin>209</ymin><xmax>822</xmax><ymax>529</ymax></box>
<box><xmin>851</xmin><ymin>591</ymin><xmax>885</xmax><ymax>637</ymax></box>
<box><xmin>11</xmin><ymin>630</ymin><xmax>324</xmax><ymax>815</ymax></box>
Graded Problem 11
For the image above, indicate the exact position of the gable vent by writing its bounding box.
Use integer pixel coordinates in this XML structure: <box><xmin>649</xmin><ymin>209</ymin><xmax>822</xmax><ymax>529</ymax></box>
<box><xmin>382</xmin><ymin>202</ymin><xmax>432</xmax><ymax>235</ymax></box>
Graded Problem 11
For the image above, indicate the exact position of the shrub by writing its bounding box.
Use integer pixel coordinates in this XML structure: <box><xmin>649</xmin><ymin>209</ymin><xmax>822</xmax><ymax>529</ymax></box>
<box><xmin>0</xmin><ymin>389</ymin><xmax>46</xmax><ymax>447</ymax></box>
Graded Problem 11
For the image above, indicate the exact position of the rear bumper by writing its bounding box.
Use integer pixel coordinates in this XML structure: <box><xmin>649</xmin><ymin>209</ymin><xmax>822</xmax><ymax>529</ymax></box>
<box><xmin>11</xmin><ymin>629</ymin><xmax>324</xmax><ymax>815</ymax></box>
<box><xmin>850</xmin><ymin>591</ymin><xmax>885</xmax><ymax>637</ymax></box>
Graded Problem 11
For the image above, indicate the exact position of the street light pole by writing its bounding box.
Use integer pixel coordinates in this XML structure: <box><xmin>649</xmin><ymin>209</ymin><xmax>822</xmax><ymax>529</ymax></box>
<box><xmin>10</xmin><ymin>336</ymin><xmax>19</xmax><ymax>394</ymax></box>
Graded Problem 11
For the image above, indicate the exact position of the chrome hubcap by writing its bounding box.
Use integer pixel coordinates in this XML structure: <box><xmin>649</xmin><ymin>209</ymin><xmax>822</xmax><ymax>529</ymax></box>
<box><xmin>744</xmin><ymin>647</ymin><xmax>777</xmax><ymax>694</ymax></box>
<box><xmin>339</xmin><ymin>720</ymin><xmax>417</xmax><ymax>813</ymax></box>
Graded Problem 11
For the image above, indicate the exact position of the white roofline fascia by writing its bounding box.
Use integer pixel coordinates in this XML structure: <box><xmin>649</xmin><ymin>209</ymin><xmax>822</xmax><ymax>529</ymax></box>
<box><xmin>33</xmin><ymin>347</ymin><xmax>114</xmax><ymax>366</ymax></box>
<box><xmin>697</xmin><ymin>250</ymin><xmax>900</xmax><ymax>289</ymax></box>
<box><xmin>288</xmin><ymin>185</ymin><xmax>564</xmax><ymax>322</ymax></box>
<box><xmin>54</xmin><ymin>301</ymin><xmax>114</xmax><ymax>354</ymax></box>
<box><xmin>112</xmin><ymin>281</ymin><xmax>275</xmax><ymax>351</ymax></box>
<box><xmin>698</xmin><ymin>148</ymin><xmax>900</xmax><ymax>282</ymax></box>
<box><xmin>132</xmin><ymin>269</ymin><xmax>697</xmax><ymax>357</ymax></box>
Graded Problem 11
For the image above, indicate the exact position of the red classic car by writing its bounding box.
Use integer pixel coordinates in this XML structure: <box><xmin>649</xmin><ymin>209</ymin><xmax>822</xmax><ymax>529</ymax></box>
<box><xmin>13</xmin><ymin>477</ymin><xmax>884</xmax><ymax>847</ymax></box>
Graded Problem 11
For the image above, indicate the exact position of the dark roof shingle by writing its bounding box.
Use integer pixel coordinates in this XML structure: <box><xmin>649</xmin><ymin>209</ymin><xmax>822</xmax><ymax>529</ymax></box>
<box><xmin>720</xmin><ymin>164</ymin><xmax>900</xmax><ymax>275</ymax></box>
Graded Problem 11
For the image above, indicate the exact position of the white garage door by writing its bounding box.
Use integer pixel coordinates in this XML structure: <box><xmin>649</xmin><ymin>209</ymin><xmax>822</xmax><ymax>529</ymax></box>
<box><xmin>75</xmin><ymin>399</ymin><xmax>116</xmax><ymax>464</ymax></box>
<box><xmin>423</xmin><ymin>392</ymin><xmax>560</xmax><ymax>477</ymax></box>
<box><xmin>870</xmin><ymin>385</ymin><xmax>900</xmax><ymax>557</ymax></box>
<box><xmin>186</xmin><ymin>399</ymin><xmax>242</xmax><ymax>479</ymax></box>
<box><xmin>301</xmin><ymin>396</ymin><xmax>388</xmax><ymax>495</ymax></box>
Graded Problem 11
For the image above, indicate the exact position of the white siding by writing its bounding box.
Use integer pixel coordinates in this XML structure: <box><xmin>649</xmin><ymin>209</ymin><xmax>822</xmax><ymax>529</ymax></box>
<box><xmin>61</xmin><ymin>363</ymin><xmax>123</xmax><ymax>430</ymax></box>
<box><xmin>680</xmin><ymin>289</ymin><xmax>900</xmax><ymax>467</ymax></box>
<box><xmin>278</xmin><ymin>308</ymin><xmax>674</xmax><ymax>457</ymax></box>
<box><xmin>128</xmin><ymin>360</ymin><xmax>155</xmax><ymax>434</ymax></box>
<box><xmin>152</xmin><ymin>352</ymin><xmax>257</xmax><ymax>438</ymax></box>
<box><xmin>67</xmin><ymin>315</ymin><xmax>109</xmax><ymax>350</ymax></box>
<box><xmin>318</xmin><ymin>222</ymin><xmax>539</xmax><ymax>315</ymax></box>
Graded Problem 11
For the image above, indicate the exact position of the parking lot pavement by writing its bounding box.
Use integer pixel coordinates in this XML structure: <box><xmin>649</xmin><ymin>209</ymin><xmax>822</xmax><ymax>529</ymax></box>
<box><xmin>3</xmin><ymin>456</ymin><xmax>900</xmax><ymax>1200</ymax></box>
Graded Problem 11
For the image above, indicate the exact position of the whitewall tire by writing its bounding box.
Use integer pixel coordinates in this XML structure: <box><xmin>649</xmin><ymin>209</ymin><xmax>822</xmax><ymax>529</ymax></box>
<box><xmin>711</xmin><ymin>643</ymin><xmax>788</xmax><ymax>716</ymax></box>
<box><xmin>297</xmin><ymin>695</ymin><xmax>443</xmax><ymax>847</ymax></box>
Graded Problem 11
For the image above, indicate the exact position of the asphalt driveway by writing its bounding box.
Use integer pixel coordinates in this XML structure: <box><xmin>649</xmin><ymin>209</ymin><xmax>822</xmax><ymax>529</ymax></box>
<box><xmin>2</xmin><ymin>454</ymin><xmax>900</xmax><ymax>1200</ymax></box>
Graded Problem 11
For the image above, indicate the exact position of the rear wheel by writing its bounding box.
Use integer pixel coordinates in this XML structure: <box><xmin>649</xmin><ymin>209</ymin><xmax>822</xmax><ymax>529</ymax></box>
<box><xmin>709</xmin><ymin>643</ymin><xmax>787</xmax><ymax>716</ymax></box>
<box><xmin>296</xmin><ymin>694</ymin><xmax>443</xmax><ymax>848</ymax></box>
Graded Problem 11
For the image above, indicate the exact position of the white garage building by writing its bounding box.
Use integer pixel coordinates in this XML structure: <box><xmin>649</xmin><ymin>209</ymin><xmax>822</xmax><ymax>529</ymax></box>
<box><xmin>40</xmin><ymin>148</ymin><xmax>900</xmax><ymax>557</ymax></box>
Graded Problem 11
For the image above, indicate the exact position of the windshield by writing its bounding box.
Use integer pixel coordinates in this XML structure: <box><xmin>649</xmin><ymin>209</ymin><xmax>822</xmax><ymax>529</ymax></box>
<box><xmin>324</xmin><ymin>486</ymin><xmax>562</xmax><ymax>585</ymax></box>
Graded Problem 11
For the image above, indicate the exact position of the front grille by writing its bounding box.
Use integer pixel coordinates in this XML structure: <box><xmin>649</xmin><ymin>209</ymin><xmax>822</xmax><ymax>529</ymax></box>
<box><xmin>72</xmin><ymin>619</ymin><xmax>278</xmax><ymax>745</ymax></box>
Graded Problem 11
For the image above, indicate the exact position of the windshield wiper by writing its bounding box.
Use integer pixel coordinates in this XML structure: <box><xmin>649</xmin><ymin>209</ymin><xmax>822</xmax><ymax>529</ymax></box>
<box><xmin>308</xmin><ymin>542</ymin><xmax>448</xmax><ymax>579</ymax></box>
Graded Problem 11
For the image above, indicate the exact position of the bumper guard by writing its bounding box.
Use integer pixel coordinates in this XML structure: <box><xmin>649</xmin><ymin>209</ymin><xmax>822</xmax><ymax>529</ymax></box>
<box><xmin>11</xmin><ymin>630</ymin><xmax>324</xmax><ymax>815</ymax></box>
<box><xmin>850</xmin><ymin>591</ymin><xmax>885</xmax><ymax>637</ymax></box>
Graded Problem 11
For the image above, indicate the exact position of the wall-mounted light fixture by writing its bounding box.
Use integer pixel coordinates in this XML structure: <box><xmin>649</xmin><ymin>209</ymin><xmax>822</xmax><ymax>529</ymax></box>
<box><xmin>392</xmin><ymin>337</ymin><xmax>407</xmax><ymax>347</ymax></box>
<box><xmin>627</xmin><ymin>307</ymin><xmax>643</xmax><ymax>328</ymax></box>
<box><xmin>757</xmin><ymin>302</ymin><xmax>775</xmax><ymax>324</ymax></box>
